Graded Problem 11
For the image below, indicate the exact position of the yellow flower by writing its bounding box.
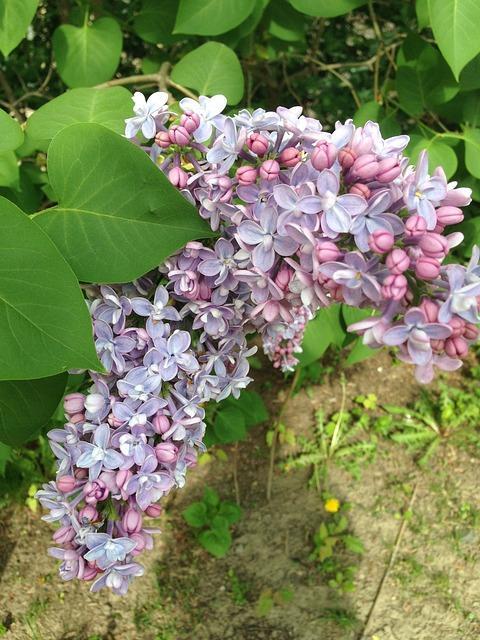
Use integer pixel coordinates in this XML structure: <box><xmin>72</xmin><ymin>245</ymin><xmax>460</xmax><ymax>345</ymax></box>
<box><xmin>324</xmin><ymin>498</ymin><xmax>340</xmax><ymax>513</ymax></box>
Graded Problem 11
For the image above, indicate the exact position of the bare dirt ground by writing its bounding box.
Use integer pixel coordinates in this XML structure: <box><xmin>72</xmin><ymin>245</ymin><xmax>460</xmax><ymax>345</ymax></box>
<box><xmin>1</xmin><ymin>351</ymin><xmax>480</xmax><ymax>640</ymax></box>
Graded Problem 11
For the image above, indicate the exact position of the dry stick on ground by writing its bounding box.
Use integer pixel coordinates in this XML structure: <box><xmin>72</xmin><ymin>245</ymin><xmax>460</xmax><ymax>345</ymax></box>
<box><xmin>266</xmin><ymin>368</ymin><xmax>301</xmax><ymax>501</ymax></box>
<box><xmin>357</xmin><ymin>481</ymin><xmax>419</xmax><ymax>640</ymax></box>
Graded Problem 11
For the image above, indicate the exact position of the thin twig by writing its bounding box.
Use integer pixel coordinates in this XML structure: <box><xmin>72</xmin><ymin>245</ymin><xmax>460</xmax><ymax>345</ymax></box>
<box><xmin>0</xmin><ymin>69</ymin><xmax>24</xmax><ymax>122</ymax></box>
<box><xmin>266</xmin><ymin>368</ymin><xmax>301</xmax><ymax>501</ymax></box>
<box><xmin>94</xmin><ymin>69</ymin><xmax>198</xmax><ymax>100</ymax></box>
<box><xmin>233</xmin><ymin>442</ymin><xmax>241</xmax><ymax>506</ymax></box>
<box><xmin>357</xmin><ymin>481</ymin><xmax>419</xmax><ymax>640</ymax></box>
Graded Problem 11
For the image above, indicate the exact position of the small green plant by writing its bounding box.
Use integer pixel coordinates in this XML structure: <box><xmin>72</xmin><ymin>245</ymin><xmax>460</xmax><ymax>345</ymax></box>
<box><xmin>255</xmin><ymin>587</ymin><xmax>294</xmax><ymax>617</ymax></box>
<box><xmin>311</xmin><ymin>499</ymin><xmax>364</xmax><ymax>593</ymax></box>
<box><xmin>0</xmin><ymin>622</ymin><xmax>7</xmax><ymax>637</ymax></box>
<box><xmin>227</xmin><ymin>568</ymin><xmax>249</xmax><ymax>605</ymax></box>
<box><xmin>182</xmin><ymin>487</ymin><xmax>242</xmax><ymax>558</ymax></box>
<box><xmin>204</xmin><ymin>389</ymin><xmax>269</xmax><ymax>447</ymax></box>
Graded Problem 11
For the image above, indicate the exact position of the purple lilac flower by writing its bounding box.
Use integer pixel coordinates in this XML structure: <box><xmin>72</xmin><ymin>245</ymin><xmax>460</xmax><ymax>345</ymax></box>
<box><xmin>405</xmin><ymin>151</ymin><xmax>447</xmax><ymax>229</ymax></box>
<box><xmin>319</xmin><ymin>252</ymin><xmax>381</xmax><ymax>305</ymax></box>
<box><xmin>94</xmin><ymin>321</ymin><xmax>136</xmax><ymax>374</ymax></box>
<box><xmin>90</xmin><ymin>562</ymin><xmax>145</xmax><ymax>595</ymax></box>
<box><xmin>76</xmin><ymin>424</ymin><xmax>124</xmax><ymax>480</ymax></box>
<box><xmin>126</xmin><ymin>455</ymin><xmax>174</xmax><ymax>510</ymax></box>
<box><xmin>316</xmin><ymin>170</ymin><xmax>367</xmax><ymax>237</ymax></box>
<box><xmin>92</xmin><ymin>285</ymin><xmax>132</xmax><ymax>333</ymax></box>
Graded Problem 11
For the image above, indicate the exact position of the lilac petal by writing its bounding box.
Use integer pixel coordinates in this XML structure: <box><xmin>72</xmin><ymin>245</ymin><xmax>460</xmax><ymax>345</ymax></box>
<box><xmin>317</xmin><ymin>169</ymin><xmax>338</xmax><ymax>196</ymax></box>
<box><xmin>408</xmin><ymin>334</ymin><xmax>432</xmax><ymax>366</ymax></box>
<box><xmin>273</xmin><ymin>235</ymin><xmax>298</xmax><ymax>256</ymax></box>
<box><xmin>116</xmin><ymin>336</ymin><xmax>136</xmax><ymax>353</ymax></box>
<box><xmin>168</xmin><ymin>330</ymin><xmax>190</xmax><ymax>354</ymax></box>
<box><xmin>337</xmin><ymin>194</ymin><xmax>367</xmax><ymax>215</ymax></box>
<box><xmin>141</xmin><ymin>455</ymin><xmax>158</xmax><ymax>475</ymax></box>
<box><xmin>103</xmin><ymin>449</ymin><xmax>125</xmax><ymax>470</ymax></box>
<box><xmin>366</xmin><ymin>190</ymin><xmax>391</xmax><ymax>216</ymax></box>
<box><xmin>94</xmin><ymin>321</ymin><xmax>113</xmax><ymax>341</ymax></box>
<box><xmin>237</xmin><ymin>220</ymin><xmax>265</xmax><ymax>245</ymax></box>
<box><xmin>424</xmin><ymin>323</ymin><xmax>452</xmax><ymax>340</ymax></box>
<box><xmin>252</xmin><ymin>243</ymin><xmax>275</xmax><ymax>271</ymax></box>
<box><xmin>424</xmin><ymin>177</ymin><xmax>447</xmax><ymax>201</ymax></box>
<box><xmin>404</xmin><ymin>308</ymin><xmax>426</xmax><ymax>326</ymax></box>
<box><xmin>93</xmin><ymin>423</ymin><xmax>110</xmax><ymax>450</ymax></box>
<box><xmin>417</xmin><ymin>198</ymin><xmax>437</xmax><ymax>229</ymax></box>
<box><xmin>131</xmin><ymin>298</ymin><xmax>153</xmax><ymax>316</ymax></box>
<box><xmin>325</xmin><ymin>203</ymin><xmax>351</xmax><ymax>233</ymax></box>
<box><xmin>273</xmin><ymin>184</ymin><xmax>298</xmax><ymax>210</ymax></box>
<box><xmin>154</xmin><ymin>286</ymin><xmax>169</xmax><ymax>307</ymax></box>
<box><xmin>198</xmin><ymin>259</ymin><xmax>221</xmax><ymax>276</ymax></box>
<box><xmin>382</xmin><ymin>325</ymin><xmax>410</xmax><ymax>346</ymax></box>
<box><xmin>361</xmin><ymin>276</ymin><xmax>381</xmax><ymax>302</ymax></box>
<box><xmin>298</xmin><ymin>195</ymin><xmax>322</xmax><ymax>214</ymax></box>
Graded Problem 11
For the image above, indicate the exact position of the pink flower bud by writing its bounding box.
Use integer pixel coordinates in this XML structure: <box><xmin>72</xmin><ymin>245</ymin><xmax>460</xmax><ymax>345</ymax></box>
<box><xmin>351</xmin><ymin>153</ymin><xmax>379</xmax><ymax>180</ymax></box>
<box><xmin>434</xmin><ymin>223</ymin><xmax>445</xmax><ymax>234</ymax></box>
<box><xmin>381</xmin><ymin>274</ymin><xmax>408</xmax><ymax>300</ymax></box>
<box><xmin>420</xmin><ymin>298</ymin><xmax>439</xmax><ymax>323</ymax></box>
<box><xmin>168</xmin><ymin>124</ymin><xmax>190</xmax><ymax>146</ymax></box>
<box><xmin>69</xmin><ymin>413</ymin><xmax>85</xmax><ymax>424</ymax></box>
<box><xmin>405</xmin><ymin>215</ymin><xmax>427</xmax><ymax>238</ymax></box>
<box><xmin>116</xmin><ymin>469</ymin><xmax>132</xmax><ymax>490</ymax></box>
<box><xmin>339</xmin><ymin>146</ymin><xmax>356</xmax><ymax>170</ymax></box>
<box><xmin>262</xmin><ymin>300</ymin><xmax>280</xmax><ymax>322</ymax></box>
<box><xmin>431</xmin><ymin>339</ymin><xmax>445</xmax><ymax>352</ymax></box>
<box><xmin>349</xmin><ymin>182</ymin><xmax>371</xmax><ymax>198</ymax></box>
<box><xmin>53</xmin><ymin>525</ymin><xmax>76</xmax><ymax>544</ymax></box>
<box><xmin>445</xmin><ymin>336</ymin><xmax>468</xmax><ymax>358</ymax></box>
<box><xmin>122</xmin><ymin>508</ymin><xmax>143</xmax><ymax>533</ymax></box>
<box><xmin>57</xmin><ymin>475</ymin><xmax>77</xmax><ymax>493</ymax></box>
<box><xmin>436</xmin><ymin>206</ymin><xmax>464</xmax><ymax>226</ymax></box>
<box><xmin>464</xmin><ymin>323</ymin><xmax>479</xmax><ymax>340</ymax></box>
<box><xmin>278</xmin><ymin>147</ymin><xmax>301</xmax><ymax>167</ymax></box>
<box><xmin>386</xmin><ymin>248</ymin><xmax>410</xmax><ymax>274</ymax></box>
<box><xmin>152</xmin><ymin>413</ymin><xmax>170</xmax><ymax>434</ymax></box>
<box><xmin>259</xmin><ymin>159</ymin><xmax>280</xmax><ymax>181</ymax></box>
<box><xmin>168</xmin><ymin>166</ymin><xmax>188</xmax><ymax>188</ymax></box>
<box><xmin>419</xmin><ymin>233</ymin><xmax>448</xmax><ymax>259</ymax></box>
<box><xmin>247</xmin><ymin>132</ymin><xmax>269</xmax><ymax>157</ymax></box>
<box><xmin>448</xmin><ymin>316</ymin><xmax>466</xmax><ymax>338</ymax></box>
<box><xmin>368</xmin><ymin>229</ymin><xmax>394</xmax><ymax>254</ymax></box>
<box><xmin>275</xmin><ymin>265</ymin><xmax>293</xmax><ymax>290</ymax></box>
<box><xmin>311</xmin><ymin>141</ymin><xmax>337</xmax><ymax>171</ymax></box>
<box><xmin>81</xmin><ymin>565</ymin><xmax>98</xmax><ymax>581</ymax></box>
<box><xmin>75</xmin><ymin>468</ymin><xmax>88</xmax><ymax>480</ymax></box>
<box><xmin>236</xmin><ymin>165</ymin><xmax>258</xmax><ymax>186</ymax></box>
<box><xmin>155</xmin><ymin>442</ymin><xmax>178</xmax><ymax>464</ymax></box>
<box><xmin>180</xmin><ymin>111</ymin><xmax>200</xmax><ymax>133</ymax></box>
<box><xmin>316</xmin><ymin>241</ymin><xmax>341</xmax><ymax>262</ymax></box>
<box><xmin>63</xmin><ymin>393</ymin><xmax>84</xmax><ymax>415</ymax></box>
<box><xmin>145</xmin><ymin>503</ymin><xmax>162</xmax><ymax>517</ymax></box>
<box><xmin>79</xmin><ymin>505</ymin><xmax>99</xmax><ymax>522</ymax></box>
<box><xmin>130</xmin><ymin>532</ymin><xmax>147</xmax><ymax>554</ymax></box>
<box><xmin>83</xmin><ymin>480</ymin><xmax>109</xmax><ymax>505</ymax></box>
<box><xmin>415</xmin><ymin>256</ymin><xmax>441</xmax><ymax>280</ymax></box>
<box><xmin>154</xmin><ymin>131</ymin><xmax>171</xmax><ymax>148</ymax></box>
<box><xmin>376</xmin><ymin>157</ymin><xmax>401</xmax><ymax>183</ymax></box>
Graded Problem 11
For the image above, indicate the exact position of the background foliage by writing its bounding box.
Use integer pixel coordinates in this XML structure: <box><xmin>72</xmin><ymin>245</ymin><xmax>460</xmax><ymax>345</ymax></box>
<box><xmin>0</xmin><ymin>0</ymin><xmax>479</xmax><ymax>450</ymax></box>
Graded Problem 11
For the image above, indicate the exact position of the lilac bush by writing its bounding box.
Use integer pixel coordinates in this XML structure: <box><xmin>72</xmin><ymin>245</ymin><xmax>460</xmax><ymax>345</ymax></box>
<box><xmin>38</xmin><ymin>92</ymin><xmax>479</xmax><ymax>594</ymax></box>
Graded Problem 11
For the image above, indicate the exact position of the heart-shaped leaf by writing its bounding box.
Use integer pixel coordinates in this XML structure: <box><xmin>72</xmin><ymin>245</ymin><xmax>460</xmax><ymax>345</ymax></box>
<box><xmin>26</xmin><ymin>87</ymin><xmax>132</xmax><ymax>150</ymax></box>
<box><xmin>428</xmin><ymin>0</ymin><xmax>480</xmax><ymax>80</ymax></box>
<box><xmin>134</xmin><ymin>0</ymin><xmax>181</xmax><ymax>44</ymax></box>
<box><xmin>407</xmin><ymin>134</ymin><xmax>458</xmax><ymax>179</ymax></box>
<box><xmin>289</xmin><ymin>0</ymin><xmax>366</xmax><ymax>17</ymax></box>
<box><xmin>0</xmin><ymin>108</ymin><xmax>23</xmax><ymax>152</ymax></box>
<box><xmin>0</xmin><ymin>197</ymin><xmax>101</xmax><ymax>380</ymax></box>
<box><xmin>0</xmin><ymin>373</ymin><xmax>68</xmax><ymax>446</ymax></box>
<box><xmin>174</xmin><ymin>0</ymin><xmax>256</xmax><ymax>35</ymax></box>
<box><xmin>53</xmin><ymin>17</ymin><xmax>123</xmax><ymax>88</ymax></box>
<box><xmin>171</xmin><ymin>41</ymin><xmax>244</xmax><ymax>105</ymax></box>
<box><xmin>0</xmin><ymin>0</ymin><xmax>39</xmax><ymax>57</ymax></box>
<box><xmin>34</xmin><ymin>123</ymin><xmax>215</xmax><ymax>283</ymax></box>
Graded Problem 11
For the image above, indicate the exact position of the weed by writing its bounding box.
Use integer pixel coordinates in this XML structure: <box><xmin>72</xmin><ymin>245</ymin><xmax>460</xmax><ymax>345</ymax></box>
<box><xmin>182</xmin><ymin>486</ymin><xmax>242</xmax><ymax>557</ymax></box>
<box><xmin>321</xmin><ymin>607</ymin><xmax>359</xmax><ymax>630</ymax></box>
<box><xmin>255</xmin><ymin>587</ymin><xmax>294</xmax><ymax>617</ymax></box>
<box><xmin>227</xmin><ymin>568</ymin><xmax>249</xmax><ymax>605</ymax></box>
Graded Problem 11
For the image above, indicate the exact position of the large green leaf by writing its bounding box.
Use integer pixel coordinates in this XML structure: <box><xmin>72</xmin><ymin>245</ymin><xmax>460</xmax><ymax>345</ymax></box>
<box><xmin>298</xmin><ymin>304</ymin><xmax>344</xmax><ymax>368</ymax></box>
<box><xmin>459</xmin><ymin>55</ymin><xmax>480</xmax><ymax>91</ymax></box>
<box><xmin>428</xmin><ymin>0</ymin><xmax>480</xmax><ymax>80</ymax></box>
<box><xmin>267</xmin><ymin>0</ymin><xmax>306</xmax><ymax>42</ymax></box>
<box><xmin>0</xmin><ymin>151</ymin><xmax>19</xmax><ymax>188</ymax></box>
<box><xmin>174</xmin><ymin>0</ymin><xmax>256</xmax><ymax>35</ymax></box>
<box><xmin>34</xmin><ymin>123</ymin><xmax>214</xmax><ymax>283</ymax></box>
<box><xmin>171</xmin><ymin>42</ymin><xmax>244</xmax><ymax>105</ymax></box>
<box><xmin>463</xmin><ymin>127</ymin><xmax>480</xmax><ymax>179</ymax></box>
<box><xmin>0</xmin><ymin>0</ymin><xmax>39</xmax><ymax>57</ymax></box>
<box><xmin>407</xmin><ymin>135</ymin><xmax>458</xmax><ymax>179</ymax></box>
<box><xmin>53</xmin><ymin>17</ymin><xmax>123</xmax><ymax>88</ymax></box>
<box><xmin>0</xmin><ymin>373</ymin><xmax>67</xmax><ymax>446</ymax></box>
<box><xmin>0</xmin><ymin>109</ymin><xmax>23</xmax><ymax>152</ymax></box>
<box><xmin>289</xmin><ymin>0</ymin><xmax>365</xmax><ymax>17</ymax></box>
<box><xmin>134</xmin><ymin>0</ymin><xmax>181</xmax><ymax>44</ymax></box>
<box><xmin>25</xmin><ymin>87</ymin><xmax>132</xmax><ymax>150</ymax></box>
<box><xmin>0</xmin><ymin>197</ymin><xmax>100</xmax><ymax>380</ymax></box>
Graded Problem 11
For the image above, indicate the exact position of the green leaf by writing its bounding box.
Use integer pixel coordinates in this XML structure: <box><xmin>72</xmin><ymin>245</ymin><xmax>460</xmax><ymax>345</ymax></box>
<box><xmin>345</xmin><ymin>338</ymin><xmax>376</xmax><ymax>366</ymax></box>
<box><xmin>0</xmin><ymin>151</ymin><xmax>19</xmax><ymax>188</ymax></box>
<box><xmin>298</xmin><ymin>304</ymin><xmax>343</xmax><ymax>368</ymax></box>
<box><xmin>26</xmin><ymin>87</ymin><xmax>133</xmax><ymax>150</ymax></box>
<box><xmin>218</xmin><ymin>501</ymin><xmax>242</xmax><ymax>525</ymax></box>
<box><xmin>203</xmin><ymin>486</ymin><xmax>220</xmax><ymax>508</ymax></box>
<box><xmin>198</xmin><ymin>527</ymin><xmax>232</xmax><ymax>557</ymax></box>
<box><xmin>134</xmin><ymin>0</ymin><xmax>181</xmax><ymax>44</ymax></box>
<box><xmin>0</xmin><ymin>373</ymin><xmax>67</xmax><ymax>446</ymax></box>
<box><xmin>225</xmin><ymin>389</ymin><xmax>269</xmax><ymax>427</ymax></box>
<box><xmin>353</xmin><ymin>101</ymin><xmax>383</xmax><ymax>126</ymax></box>
<box><xmin>34</xmin><ymin>123</ymin><xmax>214</xmax><ymax>283</ymax></box>
<box><xmin>0</xmin><ymin>197</ymin><xmax>100</xmax><ymax>379</ymax></box>
<box><xmin>427</xmin><ymin>0</ymin><xmax>480</xmax><ymax>80</ymax></box>
<box><xmin>0</xmin><ymin>0</ymin><xmax>39</xmax><ymax>57</ymax></box>
<box><xmin>460</xmin><ymin>55</ymin><xmax>480</xmax><ymax>91</ymax></box>
<box><xmin>182</xmin><ymin>501</ymin><xmax>208</xmax><ymax>528</ymax></box>
<box><xmin>214</xmin><ymin>406</ymin><xmax>247</xmax><ymax>443</ymax></box>
<box><xmin>463</xmin><ymin>127</ymin><xmax>480</xmax><ymax>179</ymax></box>
<box><xmin>53</xmin><ymin>17</ymin><xmax>123</xmax><ymax>88</ymax></box>
<box><xmin>0</xmin><ymin>109</ymin><xmax>23</xmax><ymax>152</ymax></box>
<box><xmin>416</xmin><ymin>0</ymin><xmax>430</xmax><ymax>28</ymax></box>
<box><xmin>171</xmin><ymin>41</ymin><xmax>244</xmax><ymax>105</ymax></box>
<box><xmin>289</xmin><ymin>0</ymin><xmax>366</xmax><ymax>17</ymax></box>
<box><xmin>267</xmin><ymin>0</ymin><xmax>306</xmax><ymax>42</ymax></box>
<box><xmin>407</xmin><ymin>135</ymin><xmax>458</xmax><ymax>179</ymax></box>
<box><xmin>220</xmin><ymin>0</ymin><xmax>268</xmax><ymax>48</ymax></box>
<box><xmin>0</xmin><ymin>441</ymin><xmax>11</xmax><ymax>475</ymax></box>
<box><xmin>174</xmin><ymin>0</ymin><xmax>256</xmax><ymax>36</ymax></box>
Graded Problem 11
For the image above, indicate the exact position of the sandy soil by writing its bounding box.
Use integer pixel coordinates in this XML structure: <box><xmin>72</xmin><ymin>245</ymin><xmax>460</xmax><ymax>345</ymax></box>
<box><xmin>1</xmin><ymin>352</ymin><xmax>479</xmax><ymax>640</ymax></box>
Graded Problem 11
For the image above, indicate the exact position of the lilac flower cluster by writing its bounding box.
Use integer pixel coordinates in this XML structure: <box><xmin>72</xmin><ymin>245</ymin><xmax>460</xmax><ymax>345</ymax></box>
<box><xmin>39</xmin><ymin>91</ymin><xmax>479</xmax><ymax>594</ymax></box>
